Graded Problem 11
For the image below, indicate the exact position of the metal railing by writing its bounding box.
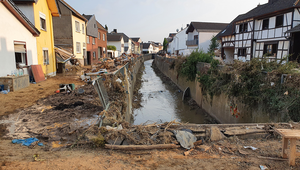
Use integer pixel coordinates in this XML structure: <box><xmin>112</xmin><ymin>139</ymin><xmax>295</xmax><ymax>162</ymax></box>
<box><xmin>186</xmin><ymin>39</ymin><xmax>198</xmax><ymax>46</ymax></box>
<box><xmin>93</xmin><ymin>77</ymin><xmax>110</xmax><ymax>111</ymax></box>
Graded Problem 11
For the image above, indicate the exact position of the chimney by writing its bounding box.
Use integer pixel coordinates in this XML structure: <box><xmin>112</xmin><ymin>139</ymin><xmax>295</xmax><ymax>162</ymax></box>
<box><xmin>113</xmin><ymin>29</ymin><xmax>117</xmax><ymax>33</ymax></box>
<box><xmin>187</xmin><ymin>24</ymin><xmax>190</xmax><ymax>27</ymax></box>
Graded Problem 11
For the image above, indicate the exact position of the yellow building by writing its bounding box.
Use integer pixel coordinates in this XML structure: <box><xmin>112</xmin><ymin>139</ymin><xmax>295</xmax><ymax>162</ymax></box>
<box><xmin>13</xmin><ymin>0</ymin><xmax>60</xmax><ymax>76</ymax></box>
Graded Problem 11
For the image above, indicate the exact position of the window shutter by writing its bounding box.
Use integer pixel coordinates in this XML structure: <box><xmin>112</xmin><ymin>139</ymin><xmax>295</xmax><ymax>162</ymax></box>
<box><xmin>14</xmin><ymin>44</ymin><xmax>26</xmax><ymax>53</ymax></box>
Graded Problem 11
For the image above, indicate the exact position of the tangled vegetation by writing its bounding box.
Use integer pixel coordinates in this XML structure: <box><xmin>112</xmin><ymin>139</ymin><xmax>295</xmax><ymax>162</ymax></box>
<box><xmin>197</xmin><ymin>57</ymin><xmax>300</xmax><ymax>121</ymax></box>
<box><xmin>170</xmin><ymin>50</ymin><xmax>218</xmax><ymax>81</ymax></box>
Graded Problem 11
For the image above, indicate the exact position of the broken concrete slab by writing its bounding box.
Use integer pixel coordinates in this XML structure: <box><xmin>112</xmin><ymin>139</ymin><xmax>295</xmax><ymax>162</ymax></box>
<box><xmin>210</xmin><ymin>126</ymin><xmax>226</xmax><ymax>142</ymax></box>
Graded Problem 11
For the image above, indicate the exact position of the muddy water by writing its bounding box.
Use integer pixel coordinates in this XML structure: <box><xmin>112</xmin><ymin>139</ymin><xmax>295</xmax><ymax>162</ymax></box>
<box><xmin>133</xmin><ymin>60</ymin><xmax>216</xmax><ymax>125</ymax></box>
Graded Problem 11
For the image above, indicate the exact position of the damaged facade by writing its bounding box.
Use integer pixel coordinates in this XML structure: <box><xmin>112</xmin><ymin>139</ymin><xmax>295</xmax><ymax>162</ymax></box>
<box><xmin>217</xmin><ymin>0</ymin><xmax>300</xmax><ymax>63</ymax></box>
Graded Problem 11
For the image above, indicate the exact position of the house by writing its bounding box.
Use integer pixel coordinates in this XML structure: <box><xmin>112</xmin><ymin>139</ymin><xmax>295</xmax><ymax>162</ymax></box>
<box><xmin>131</xmin><ymin>37</ymin><xmax>142</xmax><ymax>54</ymax></box>
<box><xmin>142</xmin><ymin>43</ymin><xmax>153</xmax><ymax>54</ymax></box>
<box><xmin>186</xmin><ymin>22</ymin><xmax>228</xmax><ymax>54</ymax></box>
<box><xmin>52</xmin><ymin>0</ymin><xmax>87</xmax><ymax>66</ymax></box>
<box><xmin>107</xmin><ymin>33</ymin><xmax>124</xmax><ymax>57</ymax></box>
<box><xmin>110</xmin><ymin>29</ymin><xmax>132</xmax><ymax>54</ymax></box>
<box><xmin>0</xmin><ymin>0</ymin><xmax>40</xmax><ymax>77</ymax></box>
<box><xmin>217</xmin><ymin>0</ymin><xmax>300</xmax><ymax>63</ymax></box>
<box><xmin>167</xmin><ymin>26</ymin><xmax>189</xmax><ymax>55</ymax></box>
<box><xmin>96</xmin><ymin>21</ymin><xmax>107</xmax><ymax>59</ymax></box>
<box><xmin>83</xmin><ymin>14</ymin><xmax>98</xmax><ymax>65</ymax></box>
<box><xmin>12</xmin><ymin>0</ymin><xmax>61</xmax><ymax>76</ymax></box>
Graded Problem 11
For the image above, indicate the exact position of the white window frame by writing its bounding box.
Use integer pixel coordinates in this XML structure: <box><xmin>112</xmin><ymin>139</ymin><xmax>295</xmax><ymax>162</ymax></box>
<box><xmin>87</xmin><ymin>36</ymin><xmax>90</xmax><ymax>44</ymax></box>
<box><xmin>76</xmin><ymin>42</ymin><xmax>81</xmax><ymax>54</ymax></box>
<box><xmin>92</xmin><ymin>38</ymin><xmax>95</xmax><ymax>44</ymax></box>
<box><xmin>43</xmin><ymin>48</ymin><xmax>49</xmax><ymax>65</ymax></box>
<box><xmin>82</xmin><ymin>24</ymin><xmax>85</xmax><ymax>34</ymax></box>
<box><xmin>98</xmin><ymin>32</ymin><xmax>101</xmax><ymax>40</ymax></box>
<box><xmin>103</xmin><ymin>33</ymin><xmax>105</xmax><ymax>41</ymax></box>
<box><xmin>39</xmin><ymin>12</ymin><xmax>46</xmax><ymax>31</ymax></box>
<box><xmin>75</xmin><ymin>21</ymin><xmax>80</xmax><ymax>32</ymax></box>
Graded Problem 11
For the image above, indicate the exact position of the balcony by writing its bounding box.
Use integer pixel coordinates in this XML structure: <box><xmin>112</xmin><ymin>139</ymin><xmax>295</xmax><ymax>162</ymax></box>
<box><xmin>186</xmin><ymin>39</ymin><xmax>198</xmax><ymax>46</ymax></box>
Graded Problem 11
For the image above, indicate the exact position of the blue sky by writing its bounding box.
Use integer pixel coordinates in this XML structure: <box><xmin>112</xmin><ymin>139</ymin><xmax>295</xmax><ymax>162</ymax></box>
<box><xmin>65</xmin><ymin>0</ymin><xmax>268</xmax><ymax>43</ymax></box>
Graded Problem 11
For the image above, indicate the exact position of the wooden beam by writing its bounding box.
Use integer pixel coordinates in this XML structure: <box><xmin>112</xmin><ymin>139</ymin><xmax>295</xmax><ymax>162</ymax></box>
<box><xmin>105</xmin><ymin>144</ymin><xmax>180</xmax><ymax>151</ymax></box>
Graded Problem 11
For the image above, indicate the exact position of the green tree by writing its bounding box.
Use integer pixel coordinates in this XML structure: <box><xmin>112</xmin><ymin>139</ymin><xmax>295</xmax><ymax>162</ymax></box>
<box><xmin>107</xmin><ymin>45</ymin><xmax>116</xmax><ymax>51</ymax></box>
<box><xmin>163</xmin><ymin>38</ymin><xmax>168</xmax><ymax>51</ymax></box>
<box><xmin>208</xmin><ymin>36</ymin><xmax>219</xmax><ymax>55</ymax></box>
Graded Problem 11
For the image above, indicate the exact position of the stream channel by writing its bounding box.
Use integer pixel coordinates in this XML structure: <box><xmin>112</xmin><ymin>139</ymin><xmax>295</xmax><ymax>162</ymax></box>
<box><xmin>133</xmin><ymin>60</ymin><xmax>217</xmax><ymax>125</ymax></box>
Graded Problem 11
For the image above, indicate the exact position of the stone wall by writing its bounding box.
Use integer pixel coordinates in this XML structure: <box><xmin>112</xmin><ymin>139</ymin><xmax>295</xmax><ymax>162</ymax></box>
<box><xmin>154</xmin><ymin>55</ymin><xmax>286</xmax><ymax>124</ymax></box>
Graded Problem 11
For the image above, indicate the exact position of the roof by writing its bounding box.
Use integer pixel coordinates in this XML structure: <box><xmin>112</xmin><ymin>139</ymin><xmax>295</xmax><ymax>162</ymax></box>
<box><xmin>215</xmin><ymin>15</ymin><xmax>244</xmax><ymax>39</ymax></box>
<box><xmin>82</xmin><ymin>14</ymin><xmax>92</xmax><ymax>21</ymax></box>
<box><xmin>55</xmin><ymin>46</ymin><xmax>74</xmax><ymax>63</ymax></box>
<box><xmin>12</xmin><ymin>0</ymin><xmax>61</xmax><ymax>17</ymax></box>
<box><xmin>96</xmin><ymin>21</ymin><xmax>106</xmax><ymax>32</ymax></box>
<box><xmin>107</xmin><ymin>34</ymin><xmax>122</xmax><ymax>41</ymax></box>
<box><xmin>142</xmin><ymin>43</ymin><xmax>151</xmax><ymax>49</ymax></box>
<box><xmin>131</xmin><ymin>37</ymin><xmax>140</xmax><ymax>42</ymax></box>
<box><xmin>286</xmin><ymin>24</ymin><xmax>300</xmax><ymax>33</ymax></box>
<box><xmin>1</xmin><ymin>0</ymin><xmax>40</xmax><ymax>36</ymax></box>
<box><xmin>186</xmin><ymin>22</ymin><xmax>229</xmax><ymax>33</ymax></box>
<box><xmin>235</xmin><ymin>0</ymin><xmax>300</xmax><ymax>22</ymax></box>
<box><xmin>169</xmin><ymin>33</ymin><xmax>176</xmax><ymax>38</ymax></box>
<box><xmin>110</xmin><ymin>33</ymin><xmax>130</xmax><ymax>42</ymax></box>
<box><xmin>59</xmin><ymin>0</ymin><xmax>87</xmax><ymax>21</ymax></box>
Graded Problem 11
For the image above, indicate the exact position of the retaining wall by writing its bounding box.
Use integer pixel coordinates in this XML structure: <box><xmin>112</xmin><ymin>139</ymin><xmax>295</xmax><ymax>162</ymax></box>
<box><xmin>154</xmin><ymin>55</ymin><xmax>287</xmax><ymax>124</ymax></box>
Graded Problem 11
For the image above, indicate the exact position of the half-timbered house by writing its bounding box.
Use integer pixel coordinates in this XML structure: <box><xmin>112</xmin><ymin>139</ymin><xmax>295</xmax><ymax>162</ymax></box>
<box><xmin>217</xmin><ymin>0</ymin><xmax>300</xmax><ymax>63</ymax></box>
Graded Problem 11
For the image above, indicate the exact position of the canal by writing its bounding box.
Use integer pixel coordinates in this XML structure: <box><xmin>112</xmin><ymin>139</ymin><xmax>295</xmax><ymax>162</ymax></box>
<box><xmin>133</xmin><ymin>59</ymin><xmax>217</xmax><ymax>125</ymax></box>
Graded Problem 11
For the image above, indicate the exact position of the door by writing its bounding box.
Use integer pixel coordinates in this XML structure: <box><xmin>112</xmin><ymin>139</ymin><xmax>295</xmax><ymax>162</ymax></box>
<box><xmin>87</xmin><ymin>51</ymin><xmax>91</xmax><ymax>65</ymax></box>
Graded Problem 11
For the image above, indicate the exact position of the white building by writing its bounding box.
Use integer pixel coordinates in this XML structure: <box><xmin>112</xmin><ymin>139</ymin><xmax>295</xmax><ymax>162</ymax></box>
<box><xmin>167</xmin><ymin>26</ymin><xmax>190</xmax><ymax>56</ymax></box>
<box><xmin>142</xmin><ymin>43</ymin><xmax>153</xmax><ymax>54</ymax></box>
<box><xmin>0</xmin><ymin>0</ymin><xmax>39</xmax><ymax>77</ymax></box>
<box><xmin>107</xmin><ymin>34</ymin><xmax>124</xmax><ymax>56</ymax></box>
<box><xmin>186</xmin><ymin>22</ymin><xmax>228</xmax><ymax>53</ymax></box>
<box><xmin>218</xmin><ymin>0</ymin><xmax>300</xmax><ymax>63</ymax></box>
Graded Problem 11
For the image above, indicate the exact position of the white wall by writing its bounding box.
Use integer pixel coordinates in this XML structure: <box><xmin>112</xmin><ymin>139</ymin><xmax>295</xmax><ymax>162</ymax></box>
<box><xmin>0</xmin><ymin>3</ymin><xmax>38</xmax><ymax>77</ymax></box>
<box><xmin>107</xmin><ymin>38</ymin><xmax>124</xmax><ymax>56</ymax></box>
<box><xmin>199</xmin><ymin>31</ymin><xmax>219</xmax><ymax>53</ymax></box>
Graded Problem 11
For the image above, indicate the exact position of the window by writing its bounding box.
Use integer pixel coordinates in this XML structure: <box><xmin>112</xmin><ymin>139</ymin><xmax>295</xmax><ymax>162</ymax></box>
<box><xmin>76</xmin><ymin>42</ymin><xmax>81</xmax><ymax>54</ymax></box>
<box><xmin>75</xmin><ymin>21</ymin><xmax>80</xmax><ymax>32</ymax></box>
<box><xmin>14</xmin><ymin>43</ymin><xmax>27</xmax><ymax>66</ymax></box>
<box><xmin>82</xmin><ymin>24</ymin><xmax>85</xmax><ymax>34</ymax></box>
<box><xmin>276</xmin><ymin>15</ymin><xmax>284</xmax><ymax>27</ymax></box>
<box><xmin>262</xmin><ymin>19</ymin><xmax>269</xmax><ymax>30</ymax></box>
<box><xmin>83</xmin><ymin>42</ymin><xmax>86</xmax><ymax>48</ymax></box>
<box><xmin>238</xmin><ymin>48</ymin><xmax>247</xmax><ymax>56</ymax></box>
<box><xmin>87</xmin><ymin>36</ymin><xmax>89</xmax><ymax>44</ymax></box>
<box><xmin>98</xmin><ymin>32</ymin><xmax>101</xmax><ymax>40</ymax></box>
<box><xmin>43</xmin><ymin>49</ymin><xmax>49</xmax><ymax>65</ymax></box>
<box><xmin>93</xmin><ymin>51</ymin><xmax>96</xmax><ymax>59</ymax></box>
<box><xmin>94</xmin><ymin>24</ymin><xmax>96</xmax><ymax>28</ymax></box>
<box><xmin>39</xmin><ymin>12</ymin><xmax>46</xmax><ymax>31</ymax></box>
<box><xmin>194</xmin><ymin>35</ymin><xmax>198</xmax><ymax>40</ymax></box>
<box><xmin>239</xmin><ymin>23</ymin><xmax>248</xmax><ymax>33</ymax></box>
<box><xmin>92</xmin><ymin>38</ymin><xmax>95</xmax><ymax>44</ymax></box>
<box><xmin>103</xmin><ymin>34</ymin><xmax>105</xmax><ymax>41</ymax></box>
<box><xmin>263</xmin><ymin>43</ymin><xmax>278</xmax><ymax>56</ymax></box>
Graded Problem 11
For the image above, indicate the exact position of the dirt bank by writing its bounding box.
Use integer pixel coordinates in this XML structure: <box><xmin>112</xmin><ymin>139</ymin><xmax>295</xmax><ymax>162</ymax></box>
<box><xmin>0</xmin><ymin>76</ymin><xmax>84</xmax><ymax>116</ymax></box>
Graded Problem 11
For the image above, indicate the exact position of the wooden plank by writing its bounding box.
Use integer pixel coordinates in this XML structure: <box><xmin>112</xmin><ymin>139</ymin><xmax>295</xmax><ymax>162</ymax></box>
<box><xmin>275</xmin><ymin>129</ymin><xmax>300</xmax><ymax>139</ymax></box>
<box><xmin>31</xmin><ymin>65</ymin><xmax>45</xmax><ymax>83</ymax></box>
<box><xmin>289</xmin><ymin>139</ymin><xmax>297</xmax><ymax>166</ymax></box>
<box><xmin>283</xmin><ymin>137</ymin><xmax>288</xmax><ymax>159</ymax></box>
<box><xmin>105</xmin><ymin>144</ymin><xmax>180</xmax><ymax>150</ymax></box>
<box><xmin>224</xmin><ymin>129</ymin><xmax>265</xmax><ymax>136</ymax></box>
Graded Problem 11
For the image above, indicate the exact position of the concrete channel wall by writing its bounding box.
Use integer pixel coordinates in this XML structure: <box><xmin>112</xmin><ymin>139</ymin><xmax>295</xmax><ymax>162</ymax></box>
<box><xmin>153</xmin><ymin>55</ymin><xmax>287</xmax><ymax>124</ymax></box>
<box><xmin>123</xmin><ymin>54</ymin><xmax>153</xmax><ymax>122</ymax></box>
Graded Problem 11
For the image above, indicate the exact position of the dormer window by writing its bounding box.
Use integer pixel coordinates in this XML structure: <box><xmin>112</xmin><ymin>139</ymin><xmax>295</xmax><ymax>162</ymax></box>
<box><xmin>262</xmin><ymin>19</ymin><xmax>269</xmax><ymax>30</ymax></box>
<box><xmin>276</xmin><ymin>15</ymin><xmax>284</xmax><ymax>27</ymax></box>
<box><xmin>239</xmin><ymin>23</ymin><xmax>248</xmax><ymax>33</ymax></box>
